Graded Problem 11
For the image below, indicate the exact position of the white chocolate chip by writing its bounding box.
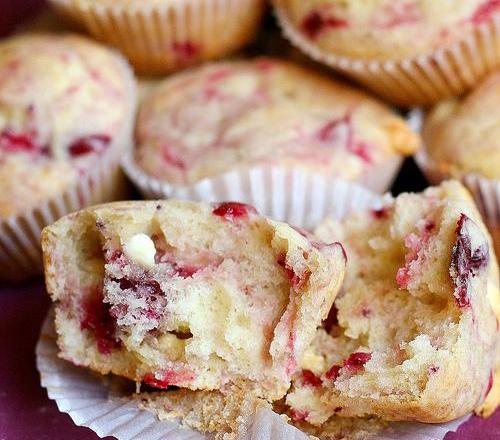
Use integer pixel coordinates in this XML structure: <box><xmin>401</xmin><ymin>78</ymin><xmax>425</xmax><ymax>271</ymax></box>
<box><xmin>123</xmin><ymin>233</ymin><xmax>156</xmax><ymax>269</ymax></box>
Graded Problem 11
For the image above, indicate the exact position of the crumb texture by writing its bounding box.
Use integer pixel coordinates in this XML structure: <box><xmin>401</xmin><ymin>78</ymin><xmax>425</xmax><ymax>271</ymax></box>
<box><xmin>285</xmin><ymin>180</ymin><xmax>500</xmax><ymax>424</ymax></box>
<box><xmin>42</xmin><ymin>199</ymin><xmax>345</xmax><ymax>401</ymax></box>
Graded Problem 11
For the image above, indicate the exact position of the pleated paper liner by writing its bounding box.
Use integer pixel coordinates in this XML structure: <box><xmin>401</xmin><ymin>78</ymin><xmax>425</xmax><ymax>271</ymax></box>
<box><xmin>37</xmin><ymin>175</ymin><xmax>470</xmax><ymax>440</ymax></box>
<box><xmin>123</xmin><ymin>155</ymin><xmax>404</xmax><ymax>216</ymax></box>
<box><xmin>47</xmin><ymin>0</ymin><xmax>266</xmax><ymax>75</ymax></box>
<box><xmin>273</xmin><ymin>3</ymin><xmax>500</xmax><ymax>107</ymax></box>
<box><xmin>0</xmin><ymin>51</ymin><xmax>137</xmax><ymax>283</ymax></box>
<box><xmin>409</xmin><ymin>108</ymin><xmax>500</xmax><ymax>259</ymax></box>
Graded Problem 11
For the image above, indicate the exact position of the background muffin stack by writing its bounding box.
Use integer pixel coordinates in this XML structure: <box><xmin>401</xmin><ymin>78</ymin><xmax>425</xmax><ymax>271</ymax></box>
<box><xmin>2</xmin><ymin>1</ymin><xmax>500</xmax><ymax>439</ymax></box>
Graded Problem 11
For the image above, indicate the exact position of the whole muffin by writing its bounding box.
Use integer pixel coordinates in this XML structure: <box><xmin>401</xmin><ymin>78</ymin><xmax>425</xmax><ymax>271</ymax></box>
<box><xmin>0</xmin><ymin>34</ymin><xmax>135</xmax><ymax>280</ymax></box>
<box><xmin>423</xmin><ymin>71</ymin><xmax>500</xmax><ymax>180</ymax></box>
<box><xmin>133</xmin><ymin>59</ymin><xmax>419</xmax><ymax>191</ymax></box>
<box><xmin>274</xmin><ymin>0</ymin><xmax>500</xmax><ymax>106</ymax></box>
<box><xmin>47</xmin><ymin>0</ymin><xmax>266</xmax><ymax>74</ymax></box>
<box><xmin>422</xmin><ymin>70</ymin><xmax>500</xmax><ymax>259</ymax></box>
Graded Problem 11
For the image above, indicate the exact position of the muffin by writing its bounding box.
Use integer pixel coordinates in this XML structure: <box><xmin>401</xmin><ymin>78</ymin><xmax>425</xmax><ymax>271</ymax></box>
<box><xmin>129</xmin><ymin>58</ymin><xmax>419</xmax><ymax>195</ymax></box>
<box><xmin>0</xmin><ymin>34</ymin><xmax>136</xmax><ymax>281</ymax></box>
<box><xmin>422</xmin><ymin>70</ymin><xmax>500</xmax><ymax>258</ymax></box>
<box><xmin>47</xmin><ymin>0</ymin><xmax>266</xmax><ymax>74</ymax></box>
<box><xmin>41</xmin><ymin>199</ymin><xmax>346</xmax><ymax>401</ymax></box>
<box><xmin>273</xmin><ymin>0</ymin><xmax>500</xmax><ymax>106</ymax></box>
<box><xmin>285</xmin><ymin>181</ymin><xmax>500</xmax><ymax>424</ymax></box>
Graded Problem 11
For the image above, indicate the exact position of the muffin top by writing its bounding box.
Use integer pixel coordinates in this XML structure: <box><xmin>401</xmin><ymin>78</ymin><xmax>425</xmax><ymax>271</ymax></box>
<box><xmin>135</xmin><ymin>58</ymin><xmax>419</xmax><ymax>185</ymax></box>
<box><xmin>274</xmin><ymin>0</ymin><xmax>500</xmax><ymax>60</ymax></box>
<box><xmin>0</xmin><ymin>34</ymin><xmax>132</xmax><ymax>218</ymax></box>
<box><xmin>423</xmin><ymin>70</ymin><xmax>500</xmax><ymax>180</ymax></box>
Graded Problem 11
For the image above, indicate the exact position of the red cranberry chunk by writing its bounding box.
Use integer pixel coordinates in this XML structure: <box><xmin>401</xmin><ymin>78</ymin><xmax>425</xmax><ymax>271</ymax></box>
<box><xmin>372</xmin><ymin>207</ymin><xmax>388</xmax><ymax>220</ymax></box>
<box><xmin>212</xmin><ymin>202</ymin><xmax>257</xmax><ymax>221</ymax></box>
<box><xmin>451</xmin><ymin>214</ymin><xmax>489</xmax><ymax>309</ymax></box>
<box><xmin>344</xmin><ymin>352</ymin><xmax>371</xmax><ymax>372</ymax></box>
<box><xmin>173</xmin><ymin>264</ymin><xmax>199</xmax><ymax>278</ymax></box>
<box><xmin>143</xmin><ymin>369</ymin><xmax>195</xmax><ymax>390</ymax></box>
<box><xmin>301</xmin><ymin>10</ymin><xmax>348</xmax><ymax>40</ymax></box>
<box><xmin>428</xmin><ymin>365</ymin><xmax>440</xmax><ymax>375</ymax></box>
<box><xmin>325</xmin><ymin>364</ymin><xmax>341</xmax><ymax>381</ymax></box>
<box><xmin>69</xmin><ymin>134</ymin><xmax>111</xmax><ymax>157</ymax></box>
<box><xmin>0</xmin><ymin>130</ymin><xmax>49</xmax><ymax>156</ymax></box>
<box><xmin>80</xmin><ymin>287</ymin><xmax>120</xmax><ymax>355</ymax></box>
<box><xmin>172</xmin><ymin>41</ymin><xmax>200</xmax><ymax>60</ymax></box>
<box><xmin>143</xmin><ymin>373</ymin><xmax>170</xmax><ymax>389</ymax></box>
<box><xmin>301</xmin><ymin>369</ymin><xmax>322</xmax><ymax>388</ymax></box>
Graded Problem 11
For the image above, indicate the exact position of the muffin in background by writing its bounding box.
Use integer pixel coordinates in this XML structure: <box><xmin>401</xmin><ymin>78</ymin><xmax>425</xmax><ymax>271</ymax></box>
<box><xmin>273</xmin><ymin>0</ymin><xmax>500</xmax><ymax>107</ymax></box>
<box><xmin>421</xmin><ymin>70</ymin><xmax>500</xmax><ymax>258</ymax></box>
<box><xmin>47</xmin><ymin>0</ymin><xmax>266</xmax><ymax>74</ymax></box>
<box><xmin>0</xmin><ymin>33</ymin><xmax>136</xmax><ymax>281</ymax></box>
<box><xmin>128</xmin><ymin>58</ymin><xmax>419</xmax><ymax>195</ymax></box>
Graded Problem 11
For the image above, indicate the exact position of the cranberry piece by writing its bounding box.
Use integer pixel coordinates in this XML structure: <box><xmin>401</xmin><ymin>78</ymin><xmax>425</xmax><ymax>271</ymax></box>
<box><xmin>451</xmin><ymin>214</ymin><xmax>489</xmax><ymax>309</ymax></box>
<box><xmin>301</xmin><ymin>10</ymin><xmax>348</xmax><ymax>40</ymax></box>
<box><xmin>361</xmin><ymin>307</ymin><xmax>372</xmax><ymax>317</ymax></box>
<box><xmin>142</xmin><ymin>373</ymin><xmax>171</xmax><ymax>389</ymax></box>
<box><xmin>80</xmin><ymin>287</ymin><xmax>120</xmax><ymax>355</ymax></box>
<box><xmin>322</xmin><ymin>304</ymin><xmax>339</xmax><ymax>333</ymax></box>
<box><xmin>325</xmin><ymin>365</ymin><xmax>341</xmax><ymax>381</ymax></box>
<box><xmin>428</xmin><ymin>365</ymin><xmax>440</xmax><ymax>375</ymax></box>
<box><xmin>424</xmin><ymin>221</ymin><xmax>435</xmax><ymax>233</ymax></box>
<box><xmin>143</xmin><ymin>369</ymin><xmax>195</xmax><ymax>390</ymax></box>
<box><xmin>172</xmin><ymin>41</ymin><xmax>199</xmax><ymax>60</ymax></box>
<box><xmin>0</xmin><ymin>130</ymin><xmax>49</xmax><ymax>156</ymax></box>
<box><xmin>290</xmin><ymin>409</ymin><xmax>309</xmax><ymax>422</ymax></box>
<box><xmin>344</xmin><ymin>352</ymin><xmax>371</xmax><ymax>372</ymax></box>
<box><xmin>68</xmin><ymin>134</ymin><xmax>111</xmax><ymax>157</ymax></box>
<box><xmin>212</xmin><ymin>202</ymin><xmax>257</xmax><ymax>221</ymax></box>
<box><xmin>301</xmin><ymin>370</ymin><xmax>322</xmax><ymax>388</ymax></box>
<box><xmin>334</xmin><ymin>406</ymin><xmax>343</xmax><ymax>413</ymax></box>
<box><xmin>171</xmin><ymin>262</ymin><xmax>200</xmax><ymax>278</ymax></box>
<box><xmin>372</xmin><ymin>207</ymin><xmax>388</xmax><ymax>220</ymax></box>
<box><xmin>471</xmin><ymin>0</ymin><xmax>500</xmax><ymax>24</ymax></box>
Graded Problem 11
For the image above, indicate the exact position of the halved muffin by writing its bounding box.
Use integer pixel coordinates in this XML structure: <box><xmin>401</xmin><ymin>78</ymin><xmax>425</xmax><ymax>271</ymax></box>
<box><xmin>286</xmin><ymin>181</ymin><xmax>500</xmax><ymax>424</ymax></box>
<box><xmin>42</xmin><ymin>199</ymin><xmax>346</xmax><ymax>401</ymax></box>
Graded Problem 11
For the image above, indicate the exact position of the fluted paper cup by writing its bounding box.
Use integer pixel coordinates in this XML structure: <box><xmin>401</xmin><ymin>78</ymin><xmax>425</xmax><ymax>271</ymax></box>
<box><xmin>0</xmin><ymin>54</ymin><xmax>137</xmax><ymax>283</ymax></box>
<box><xmin>47</xmin><ymin>0</ymin><xmax>266</xmax><ymax>74</ymax></box>
<box><xmin>123</xmin><ymin>151</ymin><xmax>403</xmax><ymax>205</ymax></box>
<box><xmin>273</xmin><ymin>3</ymin><xmax>500</xmax><ymax>107</ymax></box>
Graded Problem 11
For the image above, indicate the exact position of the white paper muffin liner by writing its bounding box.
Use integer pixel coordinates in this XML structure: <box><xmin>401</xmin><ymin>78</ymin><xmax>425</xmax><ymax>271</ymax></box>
<box><xmin>47</xmin><ymin>0</ymin><xmax>266</xmax><ymax>74</ymax></box>
<box><xmin>123</xmin><ymin>151</ymin><xmax>403</xmax><ymax>207</ymax></box>
<box><xmin>409</xmin><ymin>108</ymin><xmax>500</xmax><ymax>258</ymax></box>
<box><xmin>37</xmin><ymin>173</ymin><xmax>472</xmax><ymax>439</ymax></box>
<box><xmin>273</xmin><ymin>3</ymin><xmax>500</xmax><ymax>107</ymax></box>
<box><xmin>0</xmin><ymin>52</ymin><xmax>137</xmax><ymax>283</ymax></box>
